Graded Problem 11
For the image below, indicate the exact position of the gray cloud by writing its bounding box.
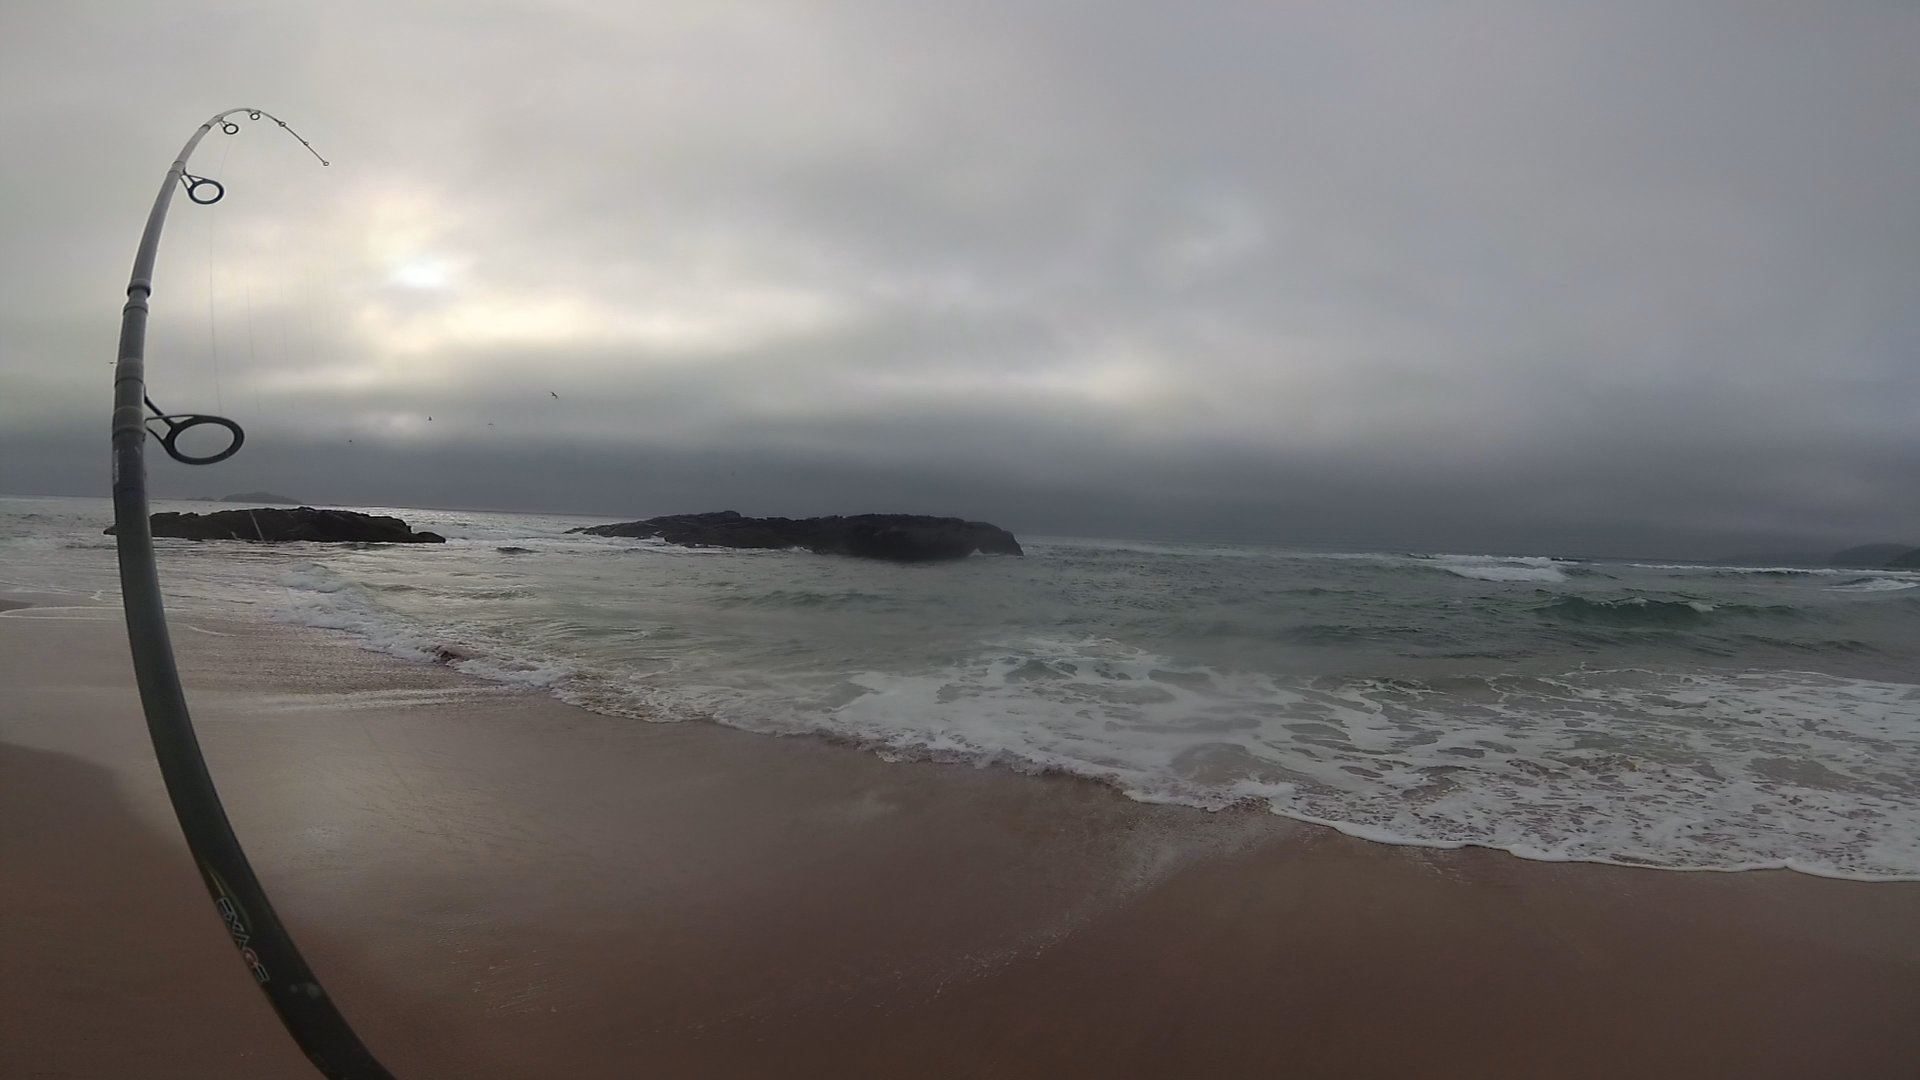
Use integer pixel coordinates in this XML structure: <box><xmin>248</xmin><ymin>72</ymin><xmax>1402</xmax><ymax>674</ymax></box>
<box><xmin>4</xmin><ymin>2</ymin><xmax>1918</xmax><ymax>557</ymax></box>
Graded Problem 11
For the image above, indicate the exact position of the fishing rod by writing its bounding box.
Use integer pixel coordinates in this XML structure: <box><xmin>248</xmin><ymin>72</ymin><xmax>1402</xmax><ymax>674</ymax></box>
<box><xmin>110</xmin><ymin>107</ymin><xmax>395</xmax><ymax>1080</ymax></box>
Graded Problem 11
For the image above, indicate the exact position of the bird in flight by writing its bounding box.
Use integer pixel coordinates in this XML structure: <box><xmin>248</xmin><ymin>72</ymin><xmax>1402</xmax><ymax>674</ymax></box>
<box><xmin>549</xmin><ymin>390</ymin><xmax>560</xmax><ymax>399</ymax></box>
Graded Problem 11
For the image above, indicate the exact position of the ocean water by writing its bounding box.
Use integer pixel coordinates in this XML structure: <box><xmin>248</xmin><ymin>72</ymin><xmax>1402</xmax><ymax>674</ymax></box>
<box><xmin>5</xmin><ymin>495</ymin><xmax>1919</xmax><ymax>880</ymax></box>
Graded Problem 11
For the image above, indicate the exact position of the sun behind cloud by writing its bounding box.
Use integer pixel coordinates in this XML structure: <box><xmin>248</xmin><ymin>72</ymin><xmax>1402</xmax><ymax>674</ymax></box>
<box><xmin>388</xmin><ymin>256</ymin><xmax>457</xmax><ymax>290</ymax></box>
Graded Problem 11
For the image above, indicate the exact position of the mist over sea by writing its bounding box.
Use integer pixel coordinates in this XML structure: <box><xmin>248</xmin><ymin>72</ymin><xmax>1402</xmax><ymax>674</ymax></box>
<box><xmin>7</xmin><ymin>495</ymin><xmax>1917</xmax><ymax>879</ymax></box>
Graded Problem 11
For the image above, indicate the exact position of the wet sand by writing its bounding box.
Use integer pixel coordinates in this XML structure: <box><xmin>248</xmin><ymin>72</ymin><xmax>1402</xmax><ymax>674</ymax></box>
<box><xmin>3</xmin><ymin>605</ymin><xmax>1918</xmax><ymax>1078</ymax></box>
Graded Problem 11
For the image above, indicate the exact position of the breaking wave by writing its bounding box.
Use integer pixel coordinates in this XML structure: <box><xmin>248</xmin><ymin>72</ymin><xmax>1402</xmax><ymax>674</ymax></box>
<box><xmin>1539</xmin><ymin>595</ymin><xmax>1808</xmax><ymax>628</ymax></box>
<box><xmin>1419</xmin><ymin>554</ymin><xmax>1571</xmax><ymax>583</ymax></box>
<box><xmin>270</xmin><ymin>554</ymin><xmax>1920</xmax><ymax>880</ymax></box>
<box><xmin>10</xmin><ymin>492</ymin><xmax>1898</xmax><ymax>884</ymax></box>
<box><xmin>1828</xmin><ymin>577</ymin><xmax>1920</xmax><ymax>593</ymax></box>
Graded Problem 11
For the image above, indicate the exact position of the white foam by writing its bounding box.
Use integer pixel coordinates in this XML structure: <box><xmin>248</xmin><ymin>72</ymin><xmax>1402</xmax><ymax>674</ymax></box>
<box><xmin>613</xmin><ymin>639</ymin><xmax>1920</xmax><ymax>880</ymax></box>
<box><xmin>446</xmin><ymin>655</ymin><xmax>571</xmax><ymax>688</ymax></box>
<box><xmin>1289</xmin><ymin>551</ymin><xmax>1576</xmax><ymax>582</ymax></box>
<box><xmin>1828</xmin><ymin>578</ymin><xmax>1920</xmax><ymax>593</ymax></box>
<box><xmin>275</xmin><ymin>563</ymin><xmax>579</xmax><ymax>692</ymax></box>
<box><xmin>252</xmin><ymin>543</ymin><xmax>1920</xmax><ymax>882</ymax></box>
<box><xmin>275</xmin><ymin>563</ymin><xmax>449</xmax><ymax>663</ymax></box>
<box><xmin>1631</xmin><ymin>562</ymin><xmax>1920</xmax><ymax>580</ymax></box>
<box><xmin>1426</xmin><ymin>554</ymin><xmax>1569</xmax><ymax>583</ymax></box>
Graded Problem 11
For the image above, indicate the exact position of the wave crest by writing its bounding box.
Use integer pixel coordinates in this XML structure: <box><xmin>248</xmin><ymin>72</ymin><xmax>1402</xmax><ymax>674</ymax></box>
<box><xmin>1540</xmin><ymin>595</ymin><xmax>1804</xmax><ymax>627</ymax></box>
<box><xmin>1424</xmin><ymin>554</ymin><xmax>1571</xmax><ymax>583</ymax></box>
<box><xmin>1828</xmin><ymin>577</ymin><xmax>1920</xmax><ymax>593</ymax></box>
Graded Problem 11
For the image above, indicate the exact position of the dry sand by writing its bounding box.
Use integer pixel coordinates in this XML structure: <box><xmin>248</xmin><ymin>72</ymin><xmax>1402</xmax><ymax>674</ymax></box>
<box><xmin>3</xmin><ymin>600</ymin><xmax>1918</xmax><ymax>1078</ymax></box>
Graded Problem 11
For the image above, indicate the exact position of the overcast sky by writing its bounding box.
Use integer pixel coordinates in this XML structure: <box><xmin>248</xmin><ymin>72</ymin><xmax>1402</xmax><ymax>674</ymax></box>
<box><xmin>2</xmin><ymin>2</ymin><xmax>1916</xmax><ymax>557</ymax></box>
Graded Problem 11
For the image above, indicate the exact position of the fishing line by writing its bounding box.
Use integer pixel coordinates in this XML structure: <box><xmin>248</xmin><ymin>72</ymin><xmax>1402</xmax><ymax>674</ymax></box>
<box><xmin>208</xmin><ymin>129</ymin><xmax>238</xmax><ymax>413</ymax></box>
<box><xmin>108</xmin><ymin>107</ymin><xmax>393</xmax><ymax>1080</ymax></box>
<box><xmin>245</xmin><ymin>279</ymin><xmax>260</xmax><ymax>421</ymax></box>
<box><xmin>267</xmin><ymin>307</ymin><xmax>284</xmax><ymax>422</ymax></box>
<box><xmin>224</xmin><ymin>128</ymin><xmax>268</xmax><ymax>425</ymax></box>
<box><xmin>203</xmin><ymin>169</ymin><xmax>221</xmax><ymax>413</ymax></box>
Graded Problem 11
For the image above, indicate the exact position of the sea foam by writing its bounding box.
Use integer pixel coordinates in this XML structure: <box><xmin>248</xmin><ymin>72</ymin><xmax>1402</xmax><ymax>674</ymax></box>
<box><xmin>253</xmin><ymin>528</ymin><xmax>1920</xmax><ymax>882</ymax></box>
<box><xmin>1400</xmin><ymin>553</ymin><xmax>1570</xmax><ymax>582</ymax></box>
<box><xmin>1828</xmin><ymin>577</ymin><xmax>1920</xmax><ymax>593</ymax></box>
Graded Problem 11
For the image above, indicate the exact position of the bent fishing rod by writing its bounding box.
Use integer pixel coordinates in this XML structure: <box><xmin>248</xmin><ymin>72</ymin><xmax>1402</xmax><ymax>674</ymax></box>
<box><xmin>110</xmin><ymin>108</ymin><xmax>395</xmax><ymax>1080</ymax></box>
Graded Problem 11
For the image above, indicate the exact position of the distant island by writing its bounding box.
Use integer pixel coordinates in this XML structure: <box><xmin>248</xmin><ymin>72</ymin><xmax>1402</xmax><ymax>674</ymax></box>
<box><xmin>1708</xmin><ymin>543</ymin><xmax>1920</xmax><ymax>570</ymax></box>
<box><xmin>107</xmin><ymin>507</ymin><xmax>445</xmax><ymax>544</ymax></box>
<box><xmin>570</xmin><ymin>511</ymin><xmax>1023</xmax><ymax>562</ymax></box>
<box><xmin>1829</xmin><ymin>543</ymin><xmax>1920</xmax><ymax>569</ymax></box>
<box><xmin>219</xmin><ymin>491</ymin><xmax>303</xmax><ymax>505</ymax></box>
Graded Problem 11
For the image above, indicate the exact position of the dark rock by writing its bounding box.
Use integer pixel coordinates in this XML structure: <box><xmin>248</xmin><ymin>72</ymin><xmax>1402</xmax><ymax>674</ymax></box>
<box><xmin>105</xmin><ymin>507</ymin><xmax>447</xmax><ymax>544</ymax></box>
<box><xmin>570</xmin><ymin>511</ymin><xmax>1022</xmax><ymax>562</ymax></box>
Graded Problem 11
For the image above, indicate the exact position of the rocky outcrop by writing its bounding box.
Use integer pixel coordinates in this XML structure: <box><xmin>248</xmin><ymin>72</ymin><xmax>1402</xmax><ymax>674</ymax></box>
<box><xmin>570</xmin><ymin>511</ymin><xmax>1023</xmax><ymax>562</ymax></box>
<box><xmin>106</xmin><ymin>508</ymin><xmax>446</xmax><ymax>544</ymax></box>
<box><xmin>1825</xmin><ymin>543</ymin><xmax>1920</xmax><ymax>569</ymax></box>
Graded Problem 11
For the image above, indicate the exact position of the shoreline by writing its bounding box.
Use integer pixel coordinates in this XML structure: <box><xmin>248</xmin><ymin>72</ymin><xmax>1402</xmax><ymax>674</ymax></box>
<box><xmin>4</xmin><ymin>598</ymin><xmax>1920</xmax><ymax>1077</ymax></box>
<box><xmin>24</xmin><ymin>586</ymin><xmax>1909</xmax><ymax>882</ymax></box>
<box><xmin>284</xmin><ymin>595</ymin><xmax>1920</xmax><ymax>885</ymax></box>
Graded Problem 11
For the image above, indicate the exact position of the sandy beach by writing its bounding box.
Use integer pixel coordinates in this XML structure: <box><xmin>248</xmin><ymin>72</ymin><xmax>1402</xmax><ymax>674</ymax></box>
<box><xmin>4</xmin><ymin>598</ymin><xmax>1918</xmax><ymax>1078</ymax></box>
